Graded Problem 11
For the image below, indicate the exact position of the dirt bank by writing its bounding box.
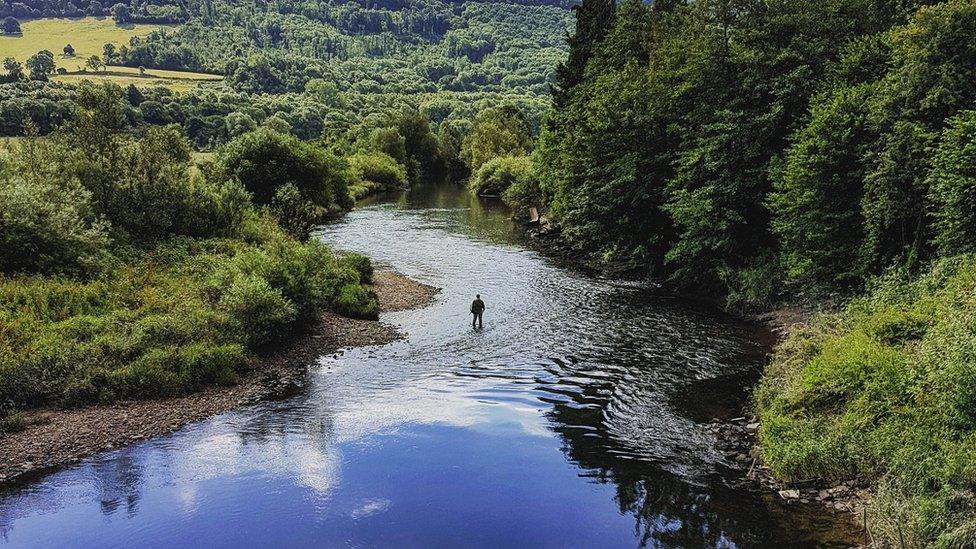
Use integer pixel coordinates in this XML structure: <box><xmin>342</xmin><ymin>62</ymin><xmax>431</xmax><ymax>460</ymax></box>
<box><xmin>0</xmin><ymin>270</ymin><xmax>439</xmax><ymax>485</ymax></box>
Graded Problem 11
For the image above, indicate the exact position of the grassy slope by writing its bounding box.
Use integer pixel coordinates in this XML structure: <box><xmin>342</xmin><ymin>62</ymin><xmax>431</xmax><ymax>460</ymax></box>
<box><xmin>0</xmin><ymin>18</ymin><xmax>221</xmax><ymax>89</ymax></box>
<box><xmin>755</xmin><ymin>256</ymin><xmax>976</xmax><ymax>546</ymax></box>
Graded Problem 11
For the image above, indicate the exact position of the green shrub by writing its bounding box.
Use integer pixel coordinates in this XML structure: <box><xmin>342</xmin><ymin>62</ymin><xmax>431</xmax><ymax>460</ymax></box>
<box><xmin>0</xmin><ymin>411</ymin><xmax>26</xmax><ymax>433</ymax></box>
<box><xmin>501</xmin><ymin>162</ymin><xmax>543</xmax><ymax>218</ymax></box>
<box><xmin>332</xmin><ymin>283</ymin><xmax>379</xmax><ymax>320</ymax></box>
<box><xmin>469</xmin><ymin>155</ymin><xmax>535</xmax><ymax>197</ymax></box>
<box><xmin>340</xmin><ymin>252</ymin><xmax>374</xmax><ymax>284</ymax></box>
<box><xmin>270</xmin><ymin>183</ymin><xmax>317</xmax><ymax>241</ymax></box>
<box><xmin>0</xmin><ymin>173</ymin><xmax>110</xmax><ymax>276</ymax></box>
<box><xmin>719</xmin><ymin>252</ymin><xmax>782</xmax><ymax>312</ymax></box>
<box><xmin>218</xmin><ymin>128</ymin><xmax>354</xmax><ymax>213</ymax></box>
<box><xmin>108</xmin><ymin>347</ymin><xmax>185</xmax><ymax>399</ymax></box>
<box><xmin>219</xmin><ymin>274</ymin><xmax>297</xmax><ymax>347</ymax></box>
<box><xmin>178</xmin><ymin>343</ymin><xmax>248</xmax><ymax>388</ymax></box>
<box><xmin>348</xmin><ymin>151</ymin><xmax>407</xmax><ymax>200</ymax></box>
<box><xmin>756</xmin><ymin>255</ymin><xmax>976</xmax><ymax>545</ymax></box>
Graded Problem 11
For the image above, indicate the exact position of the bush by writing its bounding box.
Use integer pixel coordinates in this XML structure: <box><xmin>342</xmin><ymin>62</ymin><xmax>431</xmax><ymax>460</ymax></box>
<box><xmin>347</xmin><ymin>151</ymin><xmax>408</xmax><ymax>200</ymax></box>
<box><xmin>340</xmin><ymin>252</ymin><xmax>374</xmax><ymax>284</ymax></box>
<box><xmin>0</xmin><ymin>411</ymin><xmax>26</xmax><ymax>433</ymax></box>
<box><xmin>219</xmin><ymin>274</ymin><xmax>297</xmax><ymax>347</ymax></box>
<box><xmin>0</xmin><ymin>173</ymin><xmax>110</xmax><ymax>276</ymax></box>
<box><xmin>501</xmin><ymin>163</ymin><xmax>543</xmax><ymax>217</ymax></box>
<box><xmin>106</xmin><ymin>126</ymin><xmax>252</xmax><ymax>242</ymax></box>
<box><xmin>332</xmin><ymin>283</ymin><xmax>379</xmax><ymax>320</ymax></box>
<box><xmin>270</xmin><ymin>183</ymin><xmax>317</xmax><ymax>241</ymax></box>
<box><xmin>469</xmin><ymin>155</ymin><xmax>535</xmax><ymax>198</ymax></box>
<box><xmin>218</xmin><ymin>128</ymin><xmax>354</xmax><ymax>213</ymax></box>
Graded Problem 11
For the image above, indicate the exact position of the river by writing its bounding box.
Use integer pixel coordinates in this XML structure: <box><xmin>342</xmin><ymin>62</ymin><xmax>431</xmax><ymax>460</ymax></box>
<box><xmin>0</xmin><ymin>185</ymin><xmax>855</xmax><ymax>547</ymax></box>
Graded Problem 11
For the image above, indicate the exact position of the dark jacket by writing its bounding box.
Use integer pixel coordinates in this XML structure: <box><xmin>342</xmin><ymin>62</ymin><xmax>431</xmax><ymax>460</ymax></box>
<box><xmin>471</xmin><ymin>299</ymin><xmax>485</xmax><ymax>314</ymax></box>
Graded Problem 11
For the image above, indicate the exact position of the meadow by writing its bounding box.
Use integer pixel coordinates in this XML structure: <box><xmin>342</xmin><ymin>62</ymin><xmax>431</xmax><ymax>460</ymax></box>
<box><xmin>0</xmin><ymin>17</ymin><xmax>221</xmax><ymax>88</ymax></box>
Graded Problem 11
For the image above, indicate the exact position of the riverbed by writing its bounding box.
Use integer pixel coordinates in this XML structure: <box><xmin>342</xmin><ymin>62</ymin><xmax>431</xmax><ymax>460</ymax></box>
<box><xmin>0</xmin><ymin>185</ymin><xmax>855</xmax><ymax>547</ymax></box>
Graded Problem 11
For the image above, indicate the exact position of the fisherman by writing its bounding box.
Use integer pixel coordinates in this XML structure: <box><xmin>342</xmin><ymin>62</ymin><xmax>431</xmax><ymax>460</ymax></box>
<box><xmin>470</xmin><ymin>294</ymin><xmax>485</xmax><ymax>329</ymax></box>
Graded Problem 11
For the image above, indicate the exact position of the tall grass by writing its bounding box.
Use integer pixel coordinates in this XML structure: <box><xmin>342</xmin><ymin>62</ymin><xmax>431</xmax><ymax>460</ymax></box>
<box><xmin>0</xmin><ymin>219</ymin><xmax>378</xmax><ymax>415</ymax></box>
<box><xmin>755</xmin><ymin>255</ymin><xmax>976</xmax><ymax>546</ymax></box>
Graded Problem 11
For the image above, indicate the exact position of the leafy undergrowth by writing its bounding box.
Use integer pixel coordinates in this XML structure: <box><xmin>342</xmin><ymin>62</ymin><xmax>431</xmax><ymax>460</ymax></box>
<box><xmin>756</xmin><ymin>255</ymin><xmax>976</xmax><ymax>546</ymax></box>
<box><xmin>0</xmin><ymin>229</ymin><xmax>377</xmax><ymax>414</ymax></box>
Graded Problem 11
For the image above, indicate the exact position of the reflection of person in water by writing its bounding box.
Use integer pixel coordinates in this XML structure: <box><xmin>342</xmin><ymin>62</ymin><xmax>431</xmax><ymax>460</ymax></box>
<box><xmin>470</xmin><ymin>294</ymin><xmax>485</xmax><ymax>329</ymax></box>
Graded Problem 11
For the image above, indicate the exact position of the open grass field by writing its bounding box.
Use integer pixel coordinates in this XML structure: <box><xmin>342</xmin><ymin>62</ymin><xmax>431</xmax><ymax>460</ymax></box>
<box><xmin>53</xmin><ymin>69</ymin><xmax>221</xmax><ymax>92</ymax></box>
<box><xmin>0</xmin><ymin>17</ymin><xmax>222</xmax><ymax>90</ymax></box>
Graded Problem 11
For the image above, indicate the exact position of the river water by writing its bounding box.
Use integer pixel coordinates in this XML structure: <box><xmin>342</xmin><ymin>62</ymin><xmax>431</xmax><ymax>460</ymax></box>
<box><xmin>0</xmin><ymin>185</ymin><xmax>855</xmax><ymax>548</ymax></box>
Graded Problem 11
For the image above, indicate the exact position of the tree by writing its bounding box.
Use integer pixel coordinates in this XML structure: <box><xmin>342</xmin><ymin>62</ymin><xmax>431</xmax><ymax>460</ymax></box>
<box><xmin>2</xmin><ymin>16</ymin><xmax>21</xmax><ymax>35</ymax></box>
<box><xmin>125</xmin><ymin>83</ymin><xmax>144</xmax><ymax>106</ymax></box>
<box><xmin>86</xmin><ymin>55</ymin><xmax>104</xmax><ymax>72</ymax></box>
<box><xmin>551</xmin><ymin>0</ymin><xmax>615</xmax><ymax>108</ymax></box>
<box><xmin>460</xmin><ymin>106</ymin><xmax>533</xmax><ymax>173</ymax></box>
<box><xmin>0</xmin><ymin>136</ymin><xmax>110</xmax><ymax>276</ymax></box>
<box><xmin>1</xmin><ymin>57</ymin><xmax>23</xmax><ymax>82</ymax></box>
<box><xmin>26</xmin><ymin>51</ymin><xmax>56</xmax><ymax>81</ymax></box>
<box><xmin>396</xmin><ymin>111</ymin><xmax>446</xmax><ymax>184</ymax></box>
<box><xmin>225</xmin><ymin>111</ymin><xmax>257</xmax><ymax>138</ymax></box>
<box><xmin>218</xmin><ymin>128</ymin><xmax>353</xmax><ymax>212</ymax></box>
<box><xmin>111</xmin><ymin>3</ymin><xmax>131</xmax><ymax>24</ymax></box>
<box><xmin>927</xmin><ymin>110</ymin><xmax>976</xmax><ymax>256</ymax></box>
<box><xmin>103</xmin><ymin>43</ymin><xmax>117</xmax><ymax>64</ymax></box>
<box><xmin>768</xmin><ymin>85</ymin><xmax>876</xmax><ymax>294</ymax></box>
<box><xmin>63</xmin><ymin>44</ymin><xmax>75</xmax><ymax>57</ymax></box>
<box><xmin>367</xmin><ymin>127</ymin><xmax>406</xmax><ymax>165</ymax></box>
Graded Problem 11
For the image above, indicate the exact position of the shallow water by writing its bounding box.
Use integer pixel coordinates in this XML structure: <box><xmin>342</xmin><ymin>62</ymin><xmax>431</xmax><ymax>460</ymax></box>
<box><xmin>0</xmin><ymin>185</ymin><xmax>855</xmax><ymax>548</ymax></box>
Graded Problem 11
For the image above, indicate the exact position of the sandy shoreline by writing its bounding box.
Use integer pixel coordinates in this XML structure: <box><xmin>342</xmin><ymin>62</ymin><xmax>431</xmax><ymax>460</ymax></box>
<box><xmin>0</xmin><ymin>270</ymin><xmax>439</xmax><ymax>485</ymax></box>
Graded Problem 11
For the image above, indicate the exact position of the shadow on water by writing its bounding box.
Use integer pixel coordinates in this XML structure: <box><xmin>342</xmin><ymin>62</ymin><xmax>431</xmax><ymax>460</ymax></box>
<box><xmin>0</xmin><ymin>184</ymin><xmax>858</xmax><ymax>548</ymax></box>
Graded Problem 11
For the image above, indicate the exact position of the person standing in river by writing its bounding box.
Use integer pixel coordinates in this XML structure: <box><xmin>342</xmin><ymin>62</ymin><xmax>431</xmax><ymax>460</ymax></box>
<box><xmin>471</xmin><ymin>294</ymin><xmax>485</xmax><ymax>329</ymax></box>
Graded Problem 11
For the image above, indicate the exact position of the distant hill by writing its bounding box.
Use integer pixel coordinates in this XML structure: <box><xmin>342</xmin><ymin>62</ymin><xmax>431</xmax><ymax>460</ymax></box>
<box><xmin>0</xmin><ymin>0</ymin><xmax>571</xmax><ymax>144</ymax></box>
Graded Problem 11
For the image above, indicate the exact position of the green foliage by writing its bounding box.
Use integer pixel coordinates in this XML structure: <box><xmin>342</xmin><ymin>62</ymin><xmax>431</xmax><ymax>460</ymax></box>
<box><xmin>0</xmin><ymin>233</ymin><xmax>377</xmax><ymax>412</ymax></box>
<box><xmin>396</xmin><ymin>110</ymin><xmax>447</xmax><ymax>185</ymax></box>
<box><xmin>501</xmin><ymin>162</ymin><xmax>543</xmax><ymax>218</ymax></box>
<box><xmin>347</xmin><ymin>150</ymin><xmax>407</xmax><ymax>200</ymax></box>
<box><xmin>339</xmin><ymin>252</ymin><xmax>373</xmax><ymax>285</ymax></box>
<box><xmin>25</xmin><ymin>50</ymin><xmax>54</xmax><ymax>80</ymax></box>
<box><xmin>331</xmin><ymin>283</ymin><xmax>379</xmax><ymax>320</ymax></box>
<box><xmin>536</xmin><ymin>0</ymin><xmax>976</xmax><ymax>302</ymax></box>
<box><xmin>0</xmin><ymin>88</ymin><xmax>380</xmax><ymax>415</ymax></box>
<box><xmin>218</xmin><ymin>128</ymin><xmax>353</xmax><ymax>213</ymax></box>
<box><xmin>469</xmin><ymin>155</ymin><xmax>534</xmax><ymax>198</ymax></box>
<box><xmin>461</xmin><ymin>106</ymin><xmax>533</xmax><ymax>173</ymax></box>
<box><xmin>2</xmin><ymin>16</ymin><xmax>20</xmax><ymax>35</ymax></box>
<box><xmin>0</xmin><ymin>136</ymin><xmax>110</xmax><ymax>276</ymax></box>
<box><xmin>270</xmin><ymin>183</ymin><xmax>317</xmax><ymax>241</ymax></box>
<box><xmin>927</xmin><ymin>110</ymin><xmax>976</xmax><ymax>255</ymax></box>
<box><xmin>219</xmin><ymin>274</ymin><xmax>297</xmax><ymax>348</ymax></box>
<box><xmin>551</xmin><ymin>0</ymin><xmax>614</xmax><ymax>108</ymax></box>
<box><xmin>756</xmin><ymin>255</ymin><xmax>976</xmax><ymax>546</ymax></box>
<box><xmin>768</xmin><ymin>85</ymin><xmax>875</xmax><ymax>295</ymax></box>
<box><xmin>0</xmin><ymin>411</ymin><xmax>26</xmax><ymax>433</ymax></box>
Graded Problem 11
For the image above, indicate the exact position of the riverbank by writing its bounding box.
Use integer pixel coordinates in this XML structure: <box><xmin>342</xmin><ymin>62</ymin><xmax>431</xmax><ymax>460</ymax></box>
<box><xmin>0</xmin><ymin>269</ymin><xmax>439</xmax><ymax>485</ymax></box>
